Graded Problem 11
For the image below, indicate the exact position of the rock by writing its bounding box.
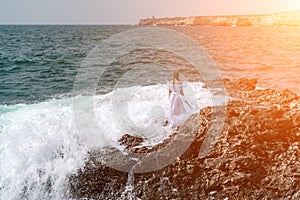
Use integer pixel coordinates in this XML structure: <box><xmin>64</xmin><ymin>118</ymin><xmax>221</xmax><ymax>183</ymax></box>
<box><xmin>68</xmin><ymin>78</ymin><xmax>300</xmax><ymax>199</ymax></box>
<box><xmin>118</xmin><ymin>134</ymin><xmax>144</xmax><ymax>149</ymax></box>
<box><xmin>68</xmin><ymin>156</ymin><xmax>128</xmax><ymax>200</ymax></box>
<box><xmin>223</xmin><ymin>78</ymin><xmax>257</xmax><ymax>91</ymax></box>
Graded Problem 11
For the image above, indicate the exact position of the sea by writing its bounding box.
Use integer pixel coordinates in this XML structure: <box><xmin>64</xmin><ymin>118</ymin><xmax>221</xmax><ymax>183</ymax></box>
<box><xmin>0</xmin><ymin>25</ymin><xmax>300</xmax><ymax>199</ymax></box>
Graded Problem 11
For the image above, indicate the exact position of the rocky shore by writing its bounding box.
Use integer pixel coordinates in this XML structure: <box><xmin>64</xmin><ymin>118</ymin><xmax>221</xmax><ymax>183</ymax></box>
<box><xmin>138</xmin><ymin>10</ymin><xmax>300</xmax><ymax>27</ymax></box>
<box><xmin>68</xmin><ymin>78</ymin><xmax>300</xmax><ymax>199</ymax></box>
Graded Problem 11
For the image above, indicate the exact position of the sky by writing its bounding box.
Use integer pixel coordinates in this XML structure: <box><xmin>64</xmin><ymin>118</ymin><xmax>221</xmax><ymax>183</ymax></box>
<box><xmin>1</xmin><ymin>0</ymin><xmax>300</xmax><ymax>24</ymax></box>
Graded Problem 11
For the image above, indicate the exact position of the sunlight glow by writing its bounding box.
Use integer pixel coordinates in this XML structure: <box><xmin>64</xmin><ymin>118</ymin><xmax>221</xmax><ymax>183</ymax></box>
<box><xmin>290</xmin><ymin>0</ymin><xmax>300</xmax><ymax>7</ymax></box>
<box><xmin>284</xmin><ymin>0</ymin><xmax>300</xmax><ymax>10</ymax></box>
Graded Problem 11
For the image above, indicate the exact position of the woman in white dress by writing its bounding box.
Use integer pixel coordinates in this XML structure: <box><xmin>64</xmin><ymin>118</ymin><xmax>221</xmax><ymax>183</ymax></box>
<box><xmin>167</xmin><ymin>71</ymin><xmax>198</xmax><ymax>129</ymax></box>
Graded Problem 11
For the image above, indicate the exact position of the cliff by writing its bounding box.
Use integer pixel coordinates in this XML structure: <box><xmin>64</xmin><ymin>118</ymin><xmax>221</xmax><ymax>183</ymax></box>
<box><xmin>69</xmin><ymin>78</ymin><xmax>300</xmax><ymax>199</ymax></box>
<box><xmin>138</xmin><ymin>11</ymin><xmax>300</xmax><ymax>26</ymax></box>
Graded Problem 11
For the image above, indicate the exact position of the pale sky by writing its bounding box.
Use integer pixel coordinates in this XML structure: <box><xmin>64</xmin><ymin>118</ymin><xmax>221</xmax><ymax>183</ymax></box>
<box><xmin>1</xmin><ymin>0</ymin><xmax>300</xmax><ymax>24</ymax></box>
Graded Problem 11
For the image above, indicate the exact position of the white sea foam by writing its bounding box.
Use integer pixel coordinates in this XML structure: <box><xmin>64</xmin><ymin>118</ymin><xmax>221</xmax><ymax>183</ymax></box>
<box><xmin>0</xmin><ymin>82</ymin><xmax>219</xmax><ymax>199</ymax></box>
<box><xmin>0</xmin><ymin>99</ymin><xmax>88</xmax><ymax>199</ymax></box>
<box><xmin>93</xmin><ymin>82</ymin><xmax>214</xmax><ymax>148</ymax></box>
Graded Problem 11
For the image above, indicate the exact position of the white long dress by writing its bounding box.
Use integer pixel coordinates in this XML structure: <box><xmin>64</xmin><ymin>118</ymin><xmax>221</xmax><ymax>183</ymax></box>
<box><xmin>168</xmin><ymin>83</ymin><xmax>198</xmax><ymax>129</ymax></box>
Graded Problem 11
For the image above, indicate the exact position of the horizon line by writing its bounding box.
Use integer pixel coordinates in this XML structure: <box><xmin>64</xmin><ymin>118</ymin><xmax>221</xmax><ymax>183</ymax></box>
<box><xmin>0</xmin><ymin>23</ymin><xmax>137</xmax><ymax>26</ymax></box>
<box><xmin>1</xmin><ymin>9</ymin><xmax>299</xmax><ymax>25</ymax></box>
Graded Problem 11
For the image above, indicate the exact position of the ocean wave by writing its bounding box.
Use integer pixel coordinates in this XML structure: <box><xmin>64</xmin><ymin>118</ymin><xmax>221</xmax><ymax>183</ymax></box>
<box><xmin>0</xmin><ymin>97</ymin><xmax>88</xmax><ymax>199</ymax></box>
<box><xmin>221</xmin><ymin>64</ymin><xmax>274</xmax><ymax>72</ymax></box>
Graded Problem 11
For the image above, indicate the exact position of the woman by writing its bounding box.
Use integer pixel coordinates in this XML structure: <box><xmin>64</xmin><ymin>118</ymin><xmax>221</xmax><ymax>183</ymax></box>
<box><xmin>166</xmin><ymin>71</ymin><xmax>198</xmax><ymax>129</ymax></box>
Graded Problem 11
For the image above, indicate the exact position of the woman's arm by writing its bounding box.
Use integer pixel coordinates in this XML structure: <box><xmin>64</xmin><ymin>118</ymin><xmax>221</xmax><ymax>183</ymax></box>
<box><xmin>180</xmin><ymin>89</ymin><xmax>184</xmax><ymax>96</ymax></box>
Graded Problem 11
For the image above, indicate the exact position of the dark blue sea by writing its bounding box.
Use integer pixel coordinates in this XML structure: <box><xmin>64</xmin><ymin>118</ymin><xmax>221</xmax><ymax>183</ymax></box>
<box><xmin>1</xmin><ymin>25</ymin><xmax>300</xmax><ymax>105</ymax></box>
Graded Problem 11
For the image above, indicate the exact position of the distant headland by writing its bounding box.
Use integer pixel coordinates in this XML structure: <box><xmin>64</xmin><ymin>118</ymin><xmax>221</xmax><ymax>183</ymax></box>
<box><xmin>138</xmin><ymin>10</ymin><xmax>300</xmax><ymax>27</ymax></box>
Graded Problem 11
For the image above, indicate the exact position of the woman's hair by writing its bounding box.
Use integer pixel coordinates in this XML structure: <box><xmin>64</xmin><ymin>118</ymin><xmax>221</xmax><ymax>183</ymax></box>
<box><xmin>172</xmin><ymin>70</ymin><xmax>180</xmax><ymax>85</ymax></box>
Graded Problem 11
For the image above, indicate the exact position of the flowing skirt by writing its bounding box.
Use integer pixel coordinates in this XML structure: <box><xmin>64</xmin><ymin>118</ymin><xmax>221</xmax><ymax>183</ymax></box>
<box><xmin>168</xmin><ymin>93</ymin><xmax>198</xmax><ymax>128</ymax></box>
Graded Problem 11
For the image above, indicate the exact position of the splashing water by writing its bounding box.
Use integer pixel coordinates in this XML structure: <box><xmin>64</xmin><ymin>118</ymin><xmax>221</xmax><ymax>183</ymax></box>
<box><xmin>0</xmin><ymin>82</ymin><xmax>217</xmax><ymax>199</ymax></box>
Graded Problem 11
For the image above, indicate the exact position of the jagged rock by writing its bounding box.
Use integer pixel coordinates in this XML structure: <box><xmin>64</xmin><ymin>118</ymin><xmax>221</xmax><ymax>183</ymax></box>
<box><xmin>118</xmin><ymin>134</ymin><xmax>144</xmax><ymax>149</ymax></box>
<box><xmin>68</xmin><ymin>78</ymin><xmax>300</xmax><ymax>200</ymax></box>
<box><xmin>223</xmin><ymin>78</ymin><xmax>257</xmax><ymax>91</ymax></box>
<box><xmin>68</xmin><ymin>156</ymin><xmax>128</xmax><ymax>200</ymax></box>
<box><xmin>118</xmin><ymin>132</ymin><xmax>180</xmax><ymax>154</ymax></box>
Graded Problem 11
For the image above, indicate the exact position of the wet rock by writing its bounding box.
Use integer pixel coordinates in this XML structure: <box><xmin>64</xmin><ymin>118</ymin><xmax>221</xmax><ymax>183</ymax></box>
<box><xmin>118</xmin><ymin>134</ymin><xmax>144</xmax><ymax>149</ymax></box>
<box><xmin>68</xmin><ymin>154</ymin><xmax>128</xmax><ymax>200</ymax></box>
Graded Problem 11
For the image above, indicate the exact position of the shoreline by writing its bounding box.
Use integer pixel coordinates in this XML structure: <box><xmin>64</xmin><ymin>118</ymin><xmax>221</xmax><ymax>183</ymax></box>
<box><xmin>138</xmin><ymin>10</ymin><xmax>300</xmax><ymax>27</ymax></box>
